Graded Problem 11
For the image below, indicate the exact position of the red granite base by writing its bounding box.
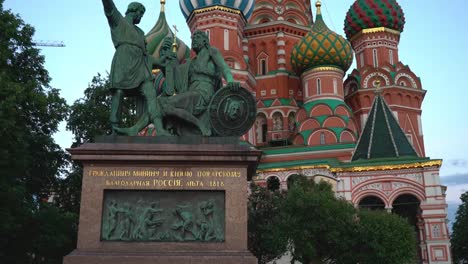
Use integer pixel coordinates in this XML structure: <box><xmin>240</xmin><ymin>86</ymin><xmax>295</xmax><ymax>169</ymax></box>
<box><xmin>64</xmin><ymin>250</ymin><xmax>257</xmax><ymax>264</ymax></box>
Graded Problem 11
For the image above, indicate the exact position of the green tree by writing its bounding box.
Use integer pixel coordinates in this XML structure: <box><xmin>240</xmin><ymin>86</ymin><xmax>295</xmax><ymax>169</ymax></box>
<box><xmin>248</xmin><ymin>183</ymin><xmax>286</xmax><ymax>264</ymax></box>
<box><xmin>356</xmin><ymin>210</ymin><xmax>417</xmax><ymax>264</ymax></box>
<box><xmin>451</xmin><ymin>191</ymin><xmax>468</xmax><ymax>264</ymax></box>
<box><xmin>278</xmin><ymin>177</ymin><xmax>358</xmax><ymax>264</ymax></box>
<box><xmin>67</xmin><ymin>73</ymin><xmax>137</xmax><ymax>146</ymax></box>
<box><xmin>0</xmin><ymin>1</ymin><xmax>74</xmax><ymax>263</ymax></box>
<box><xmin>251</xmin><ymin>175</ymin><xmax>418</xmax><ymax>264</ymax></box>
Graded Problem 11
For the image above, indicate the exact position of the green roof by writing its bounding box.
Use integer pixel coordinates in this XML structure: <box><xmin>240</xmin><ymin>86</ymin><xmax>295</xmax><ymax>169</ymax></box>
<box><xmin>261</xmin><ymin>143</ymin><xmax>355</xmax><ymax>155</ymax></box>
<box><xmin>352</xmin><ymin>93</ymin><xmax>418</xmax><ymax>161</ymax></box>
<box><xmin>262</xmin><ymin>99</ymin><xmax>274</xmax><ymax>107</ymax></box>
<box><xmin>260</xmin><ymin>98</ymin><xmax>298</xmax><ymax>108</ymax></box>
<box><xmin>257</xmin><ymin>158</ymin><xmax>340</xmax><ymax>170</ymax></box>
<box><xmin>345</xmin><ymin>156</ymin><xmax>430</xmax><ymax>167</ymax></box>
<box><xmin>303</xmin><ymin>99</ymin><xmax>352</xmax><ymax>114</ymax></box>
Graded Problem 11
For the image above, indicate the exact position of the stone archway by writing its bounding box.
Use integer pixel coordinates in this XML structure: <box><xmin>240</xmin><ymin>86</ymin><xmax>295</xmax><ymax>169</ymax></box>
<box><xmin>358</xmin><ymin>195</ymin><xmax>386</xmax><ymax>210</ymax></box>
<box><xmin>266</xmin><ymin>176</ymin><xmax>280</xmax><ymax>191</ymax></box>
<box><xmin>392</xmin><ymin>194</ymin><xmax>422</xmax><ymax>263</ymax></box>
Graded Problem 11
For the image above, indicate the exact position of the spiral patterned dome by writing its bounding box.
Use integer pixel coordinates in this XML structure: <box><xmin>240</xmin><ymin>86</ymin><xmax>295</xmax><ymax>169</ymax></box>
<box><xmin>146</xmin><ymin>6</ymin><xmax>190</xmax><ymax>63</ymax></box>
<box><xmin>179</xmin><ymin>0</ymin><xmax>255</xmax><ymax>20</ymax></box>
<box><xmin>344</xmin><ymin>0</ymin><xmax>405</xmax><ymax>39</ymax></box>
<box><xmin>291</xmin><ymin>2</ymin><xmax>353</xmax><ymax>74</ymax></box>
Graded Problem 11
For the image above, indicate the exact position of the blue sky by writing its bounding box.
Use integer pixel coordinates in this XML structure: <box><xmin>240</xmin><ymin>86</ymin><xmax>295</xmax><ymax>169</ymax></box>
<box><xmin>5</xmin><ymin>0</ymin><xmax>468</xmax><ymax>205</ymax></box>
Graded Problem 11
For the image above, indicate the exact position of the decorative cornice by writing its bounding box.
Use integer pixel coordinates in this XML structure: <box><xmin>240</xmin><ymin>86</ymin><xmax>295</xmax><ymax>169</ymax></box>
<box><xmin>256</xmin><ymin>160</ymin><xmax>442</xmax><ymax>174</ymax></box>
<box><xmin>350</xmin><ymin>27</ymin><xmax>401</xmax><ymax>42</ymax></box>
<box><xmin>192</xmin><ymin>5</ymin><xmax>242</xmax><ymax>16</ymax></box>
<box><xmin>303</xmin><ymin>66</ymin><xmax>344</xmax><ymax>76</ymax></box>
<box><xmin>257</xmin><ymin>164</ymin><xmax>330</xmax><ymax>174</ymax></box>
<box><xmin>331</xmin><ymin>160</ymin><xmax>442</xmax><ymax>173</ymax></box>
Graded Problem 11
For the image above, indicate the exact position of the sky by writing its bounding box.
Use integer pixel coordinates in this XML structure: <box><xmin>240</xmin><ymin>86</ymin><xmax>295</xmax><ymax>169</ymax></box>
<box><xmin>4</xmin><ymin>0</ymin><xmax>468</xmax><ymax>207</ymax></box>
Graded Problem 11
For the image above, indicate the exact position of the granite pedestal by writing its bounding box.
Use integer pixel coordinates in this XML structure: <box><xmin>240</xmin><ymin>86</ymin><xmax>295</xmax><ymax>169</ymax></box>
<box><xmin>63</xmin><ymin>136</ymin><xmax>261</xmax><ymax>264</ymax></box>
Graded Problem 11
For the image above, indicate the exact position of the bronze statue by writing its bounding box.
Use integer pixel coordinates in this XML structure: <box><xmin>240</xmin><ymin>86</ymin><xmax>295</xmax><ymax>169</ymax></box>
<box><xmin>156</xmin><ymin>30</ymin><xmax>240</xmax><ymax>136</ymax></box>
<box><xmin>101</xmin><ymin>1</ymin><xmax>255</xmax><ymax>137</ymax></box>
<box><xmin>101</xmin><ymin>0</ymin><xmax>171</xmax><ymax>135</ymax></box>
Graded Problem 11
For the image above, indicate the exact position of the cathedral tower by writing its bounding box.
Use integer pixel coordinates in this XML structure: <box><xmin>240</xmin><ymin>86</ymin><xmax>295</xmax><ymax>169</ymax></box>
<box><xmin>290</xmin><ymin>1</ymin><xmax>358</xmax><ymax>147</ymax></box>
<box><xmin>343</xmin><ymin>0</ymin><xmax>426</xmax><ymax>156</ymax></box>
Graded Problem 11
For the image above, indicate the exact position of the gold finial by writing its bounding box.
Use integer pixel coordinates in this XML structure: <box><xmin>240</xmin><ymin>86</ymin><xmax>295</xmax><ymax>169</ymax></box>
<box><xmin>315</xmin><ymin>1</ymin><xmax>322</xmax><ymax>15</ymax></box>
<box><xmin>375</xmin><ymin>80</ymin><xmax>382</xmax><ymax>94</ymax></box>
<box><xmin>160</xmin><ymin>0</ymin><xmax>165</xmax><ymax>12</ymax></box>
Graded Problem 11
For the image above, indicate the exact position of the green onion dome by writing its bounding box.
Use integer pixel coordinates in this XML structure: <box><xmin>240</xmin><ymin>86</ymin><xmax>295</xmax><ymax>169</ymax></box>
<box><xmin>344</xmin><ymin>0</ymin><xmax>405</xmax><ymax>39</ymax></box>
<box><xmin>146</xmin><ymin>1</ymin><xmax>190</xmax><ymax>63</ymax></box>
<box><xmin>291</xmin><ymin>1</ymin><xmax>353</xmax><ymax>75</ymax></box>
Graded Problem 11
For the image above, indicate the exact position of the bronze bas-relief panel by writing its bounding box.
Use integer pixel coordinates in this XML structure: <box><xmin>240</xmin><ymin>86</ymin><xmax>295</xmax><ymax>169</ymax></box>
<box><xmin>101</xmin><ymin>190</ymin><xmax>225</xmax><ymax>242</ymax></box>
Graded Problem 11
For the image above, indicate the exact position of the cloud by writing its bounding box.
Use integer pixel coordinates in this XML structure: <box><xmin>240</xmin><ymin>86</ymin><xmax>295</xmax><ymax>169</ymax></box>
<box><xmin>445</xmin><ymin>159</ymin><xmax>468</xmax><ymax>168</ymax></box>
<box><xmin>440</xmin><ymin>173</ymin><xmax>468</xmax><ymax>186</ymax></box>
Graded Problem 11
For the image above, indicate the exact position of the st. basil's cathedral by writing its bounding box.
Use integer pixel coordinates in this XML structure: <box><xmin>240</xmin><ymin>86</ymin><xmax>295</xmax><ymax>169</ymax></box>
<box><xmin>145</xmin><ymin>0</ymin><xmax>453</xmax><ymax>263</ymax></box>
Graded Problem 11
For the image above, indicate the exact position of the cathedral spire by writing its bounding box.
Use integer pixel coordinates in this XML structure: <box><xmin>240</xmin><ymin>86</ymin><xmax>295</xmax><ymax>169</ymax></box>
<box><xmin>352</xmin><ymin>81</ymin><xmax>418</xmax><ymax>161</ymax></box>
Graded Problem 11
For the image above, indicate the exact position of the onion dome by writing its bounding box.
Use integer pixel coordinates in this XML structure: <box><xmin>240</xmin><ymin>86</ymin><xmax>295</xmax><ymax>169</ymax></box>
<box><xmin>344</xmin><ymin>0</ymin><xmax>405</xmax><ymax>39</ymax></box>
<box><xmin>146</xmin><ymin>1</ymin><xmax>190</xmax><ymax>63</ymax></box>
<box><xmin>291</xmin><ymin>1</ymin><xmax>353</xmax><ymax>74</ymax></box>
<box><xmin>179</xmin><ymin>0</ymin><xmax>255</xmax><ymax>20</ymax></box>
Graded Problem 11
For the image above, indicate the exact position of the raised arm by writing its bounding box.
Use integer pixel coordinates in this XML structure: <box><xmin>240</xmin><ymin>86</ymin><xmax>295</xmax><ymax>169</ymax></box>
<box><xmin>101</xmin><ymin>0</ymin><xmax>115</xmax><ymax>15</ymax></box>
<box><xmin>101</xmin><ymin>0</ymin><xmax>121</xmax><ymax>27</ymax></box>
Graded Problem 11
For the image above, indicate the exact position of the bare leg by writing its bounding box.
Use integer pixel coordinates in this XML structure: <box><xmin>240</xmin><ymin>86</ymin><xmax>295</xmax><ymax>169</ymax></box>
<box><xmin>109</xmin><ymin>89</ymin><xmax>123</xmax><ymax>133</ymax></box>
<box><xmin>141</xmin><ymin>81</ymin><xmax>170</xmax><ymax>136</ymax></box>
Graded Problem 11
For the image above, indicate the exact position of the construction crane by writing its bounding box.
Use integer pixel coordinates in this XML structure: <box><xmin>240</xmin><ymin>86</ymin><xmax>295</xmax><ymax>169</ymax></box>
<box><xmin>33</xmin><ymin>40</ymin><xmax>66</xmax><ymax>47</ymax></box>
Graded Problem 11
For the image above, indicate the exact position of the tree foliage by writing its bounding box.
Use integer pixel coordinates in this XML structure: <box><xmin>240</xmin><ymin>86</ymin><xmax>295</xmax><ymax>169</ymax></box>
<box><xmin>451</xmin><ymin>191</ymin><xmax>468</xmax><ymax>264</ymax></box>
<box><xmin>277</xmin><ymin>177</ymin><xmax>358</xmax><ymax>264</ymax></box>
<box><xmin>248</xmin><ymin>175</ymin><xmax>418</xmax><ymax>264</ymax></box>
<box><xmin>67</xmin><ymin>73</ymin><xmax>137</xmax><ymax>146</ymax></box>
<box><xmin>356</xmin><ymin>210</ymin><xmax>417</xmax><ymax>264</ymax></box>
<box><xmin>0</xmin><ymin>1</ymin><xmax>76</xmax><ymax>263</ymax></box>
<box><xmin>248</xmin><ymin>183</ymin><xmax>286</xmax><ymax>264</ymax></box>
<box><xmin>67</xmin><ymin>73</ymin><xmax>112</xmax><ymax>146</ymax></box>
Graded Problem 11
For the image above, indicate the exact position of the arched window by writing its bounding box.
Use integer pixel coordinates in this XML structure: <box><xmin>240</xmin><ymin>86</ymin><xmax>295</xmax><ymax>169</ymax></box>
<box><xmin>259</xmin><ymin>58</ymin><xmax>267</xmax><ymax>75</ymax></box>
<box><xmin>373</xmin><ymin>49</ymin><xmax>379</xmax><ymax>67</ymax></box>
<box><xmin>316</xmin><ymin>79</ymin><xmax>321</xmax><ymax>95</ymax></box>
<box><xmin>256</xmin><ymin>114</ymin><xmax>268</xmax><ymax>143</ymax></box>
<box><xmin>267</xmin><ymin>176</ymin><xmax>280</xmax><ymax>191</ymax></box>
<box><xmin>320</xmin><ymin>132</ymin><xmax>325</xmax><ymax>145</ymax></box>
<box><xmin>389</xmin><ymin>49</ymin><xmax>394</xmax><ymax>65</ymax></box>
<box><xmin>272</xmin><ymin>112</ymin><xmax>283</xmax><ymax>131</ymax></box>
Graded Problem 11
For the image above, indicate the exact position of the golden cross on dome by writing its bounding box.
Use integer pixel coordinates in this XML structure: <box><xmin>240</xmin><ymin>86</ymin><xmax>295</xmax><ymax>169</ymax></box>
<box><xmin>172</xmin><ymin>25</ymin><xmax>179</xmax><ymax>53</ymax></box>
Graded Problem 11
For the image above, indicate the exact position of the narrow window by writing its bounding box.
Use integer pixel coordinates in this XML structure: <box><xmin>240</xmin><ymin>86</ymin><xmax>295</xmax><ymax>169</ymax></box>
<box><xmin>224</xmin><ymin>29</ymin><xmax>229</xmax><ymax>50</ymax></box>
<box><xmin>262</xmin><ymin>124</ymin><xmax>267</xmax><ymax>142</ymax></box>
<box><xmin>389</xmin><ymin>49</ymin><xmax>394</xmax><ymax>65</ymax></box>
<box><xmin>373</xmin><ymin>49</ymin><xmax>379</xmax><ymax>67</ymax></box>
<box><xmin>260</xmin><ymin>59</ymin><xmax>267</xmax><ymax>75</ymax></box>
<box><xmin>317</xmin><ymin>79</ymin><xmax>321</xmax><ymax>95</ymax></box>
<box><xmin>333</xmin><ymin>78</ymin><xmax>337</xmax><ymax>94</ymax></box>
<box><xmin>320</xmin><ymin>132</ymin><xmax>325</xmax><ymax>145</ymax></box>
<box><xmin>360</xmin><ymin>52</ymin><xmax>364</xmax><ymax>67</ymax></box>
<box><xmin>205</xmin><ymin>30</ymin><xmax>210</xmax><ymax>42</ymax></box>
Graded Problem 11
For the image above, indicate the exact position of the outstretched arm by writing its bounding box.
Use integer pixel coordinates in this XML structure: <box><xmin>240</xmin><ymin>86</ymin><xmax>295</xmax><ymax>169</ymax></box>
<box><xmin>210</xmin><ymin>48</ymin><xmax>240</xmax><ymax>90</ymax></box>
<box><xmin>101</xmin><ymin>0</ymin><xmax>121</xmax><ymax>27</ymax></box>
<box><xmin>102</xmin><ymin>0</ymin><xmax>115</xmax><ymax>15</ymax></box>
<box><xmin>210</xmin><ymin>48</ymin><xmax>234</xmax><ymax>83</ymax></box>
